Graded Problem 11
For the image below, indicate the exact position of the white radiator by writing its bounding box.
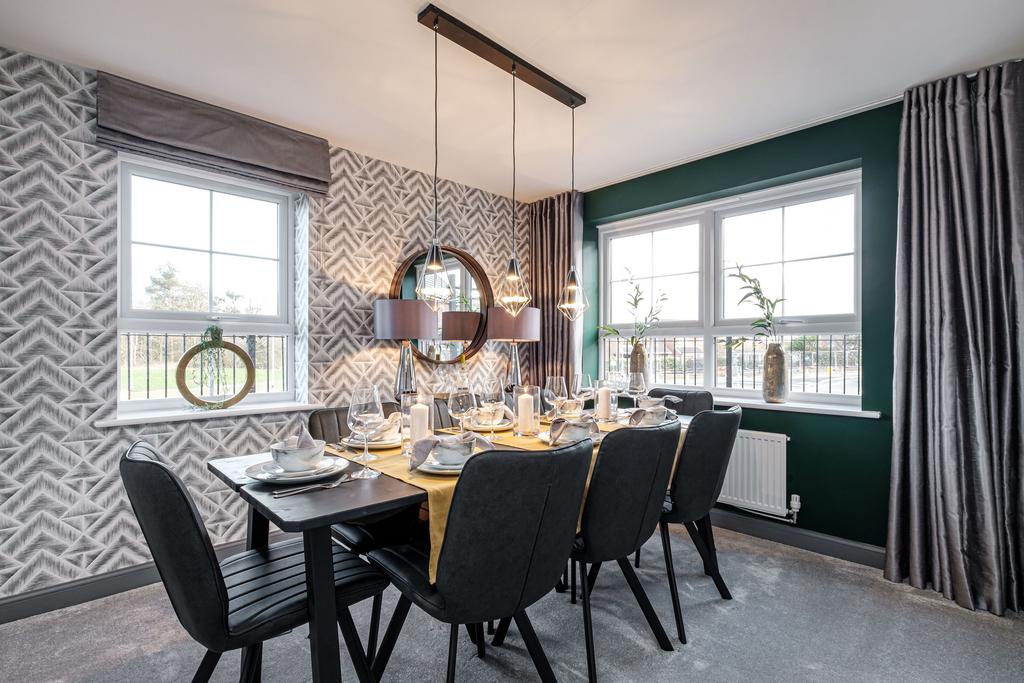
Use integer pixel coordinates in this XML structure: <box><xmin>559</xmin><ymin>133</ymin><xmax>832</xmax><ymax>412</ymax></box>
<box><xmin>717</xmin><ymin>429</ymin><xmax>789</xmax><ymax>517</ymax></box>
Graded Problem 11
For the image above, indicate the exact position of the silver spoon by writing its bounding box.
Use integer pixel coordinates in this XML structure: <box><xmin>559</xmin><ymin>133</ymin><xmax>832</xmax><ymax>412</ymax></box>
<box><xmin>272</xmin><ymin>474</ymin><xmax>352</xmax><ymax>498</ymax></box>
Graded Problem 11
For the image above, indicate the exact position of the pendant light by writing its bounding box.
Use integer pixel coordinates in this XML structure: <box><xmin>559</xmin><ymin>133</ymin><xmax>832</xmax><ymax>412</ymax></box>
<box><xmin>496</xmin><ymin>65</ymin><xmax>531</xmax><ymax>317</ymax></box>
<box><xmin>557</xmin><ymin>104</ymin><xmax>590</xmax><ymax>321</ymax></box>
<box><xmin>415</xmin><ymin>19</ymin><xmax>455</xmax><ymax>312</ymax></box>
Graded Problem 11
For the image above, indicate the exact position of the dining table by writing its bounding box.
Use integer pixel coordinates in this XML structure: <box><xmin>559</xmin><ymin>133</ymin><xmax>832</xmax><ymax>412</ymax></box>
<box><xmin>207</xmin><ymin>410</ymin><xmax>689</xmax><ymax>682</ymax></box>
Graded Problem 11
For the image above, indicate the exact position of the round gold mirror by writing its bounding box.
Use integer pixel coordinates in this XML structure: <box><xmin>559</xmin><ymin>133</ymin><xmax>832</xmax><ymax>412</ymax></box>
<box><xmin>389</xmin><ymin>246</ymin><xmax>492</xmax><ymax>364</ymax></box>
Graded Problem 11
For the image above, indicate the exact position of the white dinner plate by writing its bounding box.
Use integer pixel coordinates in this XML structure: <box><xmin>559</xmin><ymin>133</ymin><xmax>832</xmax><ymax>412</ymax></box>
<box><xmin>244</xmin><ymin>456</ymin><xmax>349</xmax><ymax>484</ymax></box>
<box><xmin>537</xmin><ymin>430</ymin><xmax>604</xmax><ymax>446</ymax></box>
<box><xmin>416</xmin><ymin>459</ymin><xmax>465</xmax><ymax>475</ymax></box>
<box><xmin>463</xmin><ymin>418</ymin><xmax>514</xmax><ymax>433</ymax></box>
<box><xmin>340</xmin><ymin>434</ymin><xmax>403</xmax><ymax>450</ymax></box>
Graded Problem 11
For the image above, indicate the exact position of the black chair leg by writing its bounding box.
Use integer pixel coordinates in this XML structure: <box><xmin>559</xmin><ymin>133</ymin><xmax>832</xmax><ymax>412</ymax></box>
<box><xmin>337</xmin><ymin>607</ymin><xmax>374</xmax><ymax>683</ymax></box>
<box><xmin>447</xmin><ymin>623</ymin><xmax>459</xmax><ymax>683</ymax></box>
<box><xmin>683</xmin><ymin>521</ymin><xmax>714</xmax><ymax>576</ymax></box>
<box><xmin>371</xmin><ymin>595</ymin><xmax>412</xmax><ymax>680</ymax></box>
<box><xmin>192</xmin><ymin>650</ymin><xmax>221</xmax><ymax>683</ymax></box>
<box><xmin>475</xmin><ymin>623</ymin><xmax>486</xmax><ymax>659</ymax></box>
<box><xmin>570</xmin><ymin>558</ymin><xmax>577</xmax><ymax>604</ymax></box>
<box><xmin>487</xmin><ymin>620</ymin><xmax>495</xmax><ymax>635</ymax></box>
<box><xmin>491</xmin><ymin>617</ymin><xmax>512</xmax><ymax>646</ymax></box>
<box><xmin>697</xmin><ymin>515</ymin><xmax>732</xmax><ymax>600</ymax></box>
<box><xmin>587</xmin><ymin>561</ymin><xmax>602</xmax><ymax>593</ymax></box>
<box><xmin>659</xmin><ymin>520</ymin><xmax>687</xmax><ymax>644</ymax></box>
<box><xmin>466</xmin><ymin>623</ymin><xmax>477</xmax><ymax>644</ymax></box>
<box><xmin>514</xmin><ymin>611</ymin><xmax>556</xmax><ymax>683</ymax></box>
<box><xmin>634</xmin><ymin>548</ymin><xmax>641</xmax><ymax>568</ymax></box>
<box><xmin>555</xmin><ymin>562</ymin><xmax>569</xmax><ymax>593</ymax></box>
<box><xmin>239</xmin><ymin>643</ymin><xmax>261</xmax><ymax>683</ymax></box>
<box><xmin>366</xmin><ymin>593</ymin><xmax>382</xmax><ymax>663</ymax></box>
<box><xmin>616</xmin><ymin>558</ymin><xmax>673</xmax><ymax>651</ymax></box>
<box><xmin>579</xmin><ymin>561</ymin><xmax>598</xmax><ymax>683</ymax></box>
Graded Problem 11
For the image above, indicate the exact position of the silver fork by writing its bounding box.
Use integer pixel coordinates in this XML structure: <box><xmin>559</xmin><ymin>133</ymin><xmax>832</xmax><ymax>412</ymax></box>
<box><xmin>272</xmin><ymin>475</ymin><xmax>352</xmax><ymax>498</ymax></box>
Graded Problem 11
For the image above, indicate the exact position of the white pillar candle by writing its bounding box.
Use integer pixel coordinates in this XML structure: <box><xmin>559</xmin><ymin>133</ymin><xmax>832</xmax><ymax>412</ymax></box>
<box><xmin>596</xmin><ymin>386</ymin><xmax>612</xmax><ymax>420</ymax></box>
<box><xmin>517</xmin><ymin>392</ymin><xmax>535</xmax><ymax>434</ymax></box>
<box><xmin>410</xmin><ymin>402</ymin><xmax>430</xmax><ymax>442</ymax></box>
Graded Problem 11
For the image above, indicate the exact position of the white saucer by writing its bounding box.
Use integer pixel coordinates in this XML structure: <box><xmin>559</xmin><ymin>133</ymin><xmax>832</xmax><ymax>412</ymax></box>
<box><xmin>464</xmin><ymin>419</ymin><xmax>514</xmax><ymax>433</ymax></box>
<box><xmin>340</xmin><ymin>434</ymin><xmax>403</xmax><ymax>450</ymax></box>
<box><xmin>244</xmin><ymin>456</ymin><xmax>349</xmax><ymax>484</ymax></box>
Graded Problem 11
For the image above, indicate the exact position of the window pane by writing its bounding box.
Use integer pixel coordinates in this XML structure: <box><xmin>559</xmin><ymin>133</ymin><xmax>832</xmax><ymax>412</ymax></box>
<box><xmin>212</xmin><ymin>254</ymin><xmax>280</xmax><ymax>316</ymax></box>
<box><xmin>715</xmin><ymin>334</ymin><xmax>862</xmax><ymax>396</ymax></box>
<box><xmin>653</xmin><ymin>274</ymin><xmax>698</xmax><ymax>321</ymax></box>
<box><xmin>609</xmin><ymin>232</ymin><xmax>651</xmax><ymax>280</ymax></box>
<box><xmin>131</xmin><ymin>244</ymin><xmax>210</xmax><ymax>312</ymax></box>
<box><xmin>212</xmin><ymin>192</ymin><xmax>280</xmax><ymax>258</ymax></box>
<box><xmin>721</xmin><ymin>208</ymin><xmax>782</xmax><ymax>268</ymax></box>
<box><xmin>784</xmin><ymin>194</ymin><xmax>855</xmax><ymax>260</ymax></box>
<box><xmin>131</xmin><ymin>176</ymin><xmax>209</xmax><ymax>250</ymax></box>
<box><xmin>610</xmin><ymin>278</ymin><xmax>651</xmax><ymax>324</ymax></box>
<box><xmin>721</xmin><ymin>263</ymin><xmax>782</xmax><ymax>320</ymax></box>
<box><xmin>652</xmin><ymin>224</ymin><xmax>699</xmax><ymax>275</ymax></box>
<box><xmin>783</xmin><ymin>255</ymin><xmax>854</xmax><ymax>316</ymax></box>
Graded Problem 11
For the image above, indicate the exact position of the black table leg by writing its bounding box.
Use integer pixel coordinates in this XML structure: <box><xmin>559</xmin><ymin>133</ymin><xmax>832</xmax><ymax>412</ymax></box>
<box><xmin>305</xmin><ymin>527</ymin><xmax>342</xmax><ymax>683</ymax></box>
<box><xmin>241</xmin><ymin>507</ymin><xmax>270</xmax><ymax>681</ymax></box>
<box><xmin>246</xmin><ymin>507</ymin><xmax>270</xmax><ymax>550</ymax></box>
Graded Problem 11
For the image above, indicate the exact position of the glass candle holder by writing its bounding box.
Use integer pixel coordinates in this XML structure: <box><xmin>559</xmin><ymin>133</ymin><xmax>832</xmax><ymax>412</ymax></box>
<box><xmin>594</xmin><ymin>380</ymin><xmax>619</xmax><ymax>423</ymax></box>
<box><xmin>400</xmin><ymin>390</ymin><xmax>434</xmax><ymax>455</ymax></box>
<box><xmin>513</xmin><ymin>385</ymin><xmax>541</xmax><ymax>437</ymax></box>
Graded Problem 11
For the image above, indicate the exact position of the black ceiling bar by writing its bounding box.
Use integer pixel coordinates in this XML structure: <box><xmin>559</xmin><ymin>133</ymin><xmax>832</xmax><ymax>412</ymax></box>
<box><xmin>417</xmin><ymin>3</ymin><xmax>586</xmax><ymax>108</ymax></box>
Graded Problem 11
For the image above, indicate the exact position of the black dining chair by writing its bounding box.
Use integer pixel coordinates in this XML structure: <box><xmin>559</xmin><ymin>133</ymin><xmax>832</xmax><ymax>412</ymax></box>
<box><xmin>366</xmin><ymin>440</ymin><xmax>594</xmax><ymax>683</ymax></box>
<box><xmin>562</xmin><ymin>422</ymin><xmax>681</xmax><ymax>681</ymax></box>
<box><xmin>119</xmin><ymin>441</ymin><xmax>388</xmax><ymax>683</ymax></box>
<box><xmin>632</xmin><ymin>388</ymin><xmax>714</xmax><ymax>568</ymax></box>
<box><xmin>308</xmin><ymin>404</ymin><xmax>425</xmax><ymax>661</ymax></box>
<box><xmin>658</xmin><ymin>406</ymin><xmax>742</xmax><ymax>644</ymax></box>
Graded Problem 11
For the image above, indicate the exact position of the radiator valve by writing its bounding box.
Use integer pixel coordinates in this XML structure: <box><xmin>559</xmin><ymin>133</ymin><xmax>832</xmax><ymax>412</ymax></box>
<box><xmin>789</xmin><ymin>494</ymin><xmax>802</xmax><ymax>513</ymax></box>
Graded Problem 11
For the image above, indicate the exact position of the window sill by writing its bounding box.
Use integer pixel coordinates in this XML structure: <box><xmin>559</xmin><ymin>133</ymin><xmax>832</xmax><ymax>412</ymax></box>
<box><xmin>711</xmin><ymin>396</ymin><xmax>881</xmax><ymax>419</ymax></box>
<box><xmin>94</xmin><ymin>401</ymin><xmax>323</xmax><ymax>428</ymax></box>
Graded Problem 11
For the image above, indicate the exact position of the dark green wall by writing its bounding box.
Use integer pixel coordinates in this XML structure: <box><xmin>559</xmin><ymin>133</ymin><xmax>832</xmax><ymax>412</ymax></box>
<box><xmin>582</xmin><ymin>103</ymin><xmax>902</xmax><ymax>547</ymax></box>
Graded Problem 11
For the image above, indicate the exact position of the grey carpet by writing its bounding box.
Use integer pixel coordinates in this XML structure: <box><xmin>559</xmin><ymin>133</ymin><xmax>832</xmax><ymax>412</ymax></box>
<box><xmin>1</xmin><ymin>528</ymin><xmax>1021</xmax><ymax>682</ymax></box>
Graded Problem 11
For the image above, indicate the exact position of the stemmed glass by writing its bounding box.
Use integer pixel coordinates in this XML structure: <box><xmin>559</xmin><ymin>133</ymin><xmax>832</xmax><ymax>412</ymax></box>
<box><xmin>347</xmin><ymin>382</ymin><xmax>383</xmax><ymax>479</ymax></box>
<box><xmin>625</xmin><ymin>372</ymin><xmax>648</xmax><ymax>409</ymax></box>
<box><xmin>544</xmin><ymin>376</ymin><xmax>569</xmax><ymax>418</ymax></box>
<box><xmin>572</xmin><ymin>373</ymin><xmax>594</xmax><ymax>405</ymax></box>
<box><xmin>447</xmin><ymin>385</ymin><xmax>477</xmax><ymax>433</ymax></box>
<box><xmin>480</xmin><ymin>378</ymin><xmax>505</xmax><ymax>439</ymax></box>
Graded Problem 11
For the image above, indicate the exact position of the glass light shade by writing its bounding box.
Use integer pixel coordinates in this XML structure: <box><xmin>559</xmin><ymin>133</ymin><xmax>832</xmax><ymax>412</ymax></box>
<box><xmin>557</xmin><ymin>265</ymin><xmax>590</xmax><ymax>321</ymax></box>
<box><xmin>496</xmin><ymin>256</ymin><xmax>531</xmax><ymax>317</ymax></box>
<box><xmin>415</xmin><ymin>242</ymin><xmax>454</xmax><ymax>312</ymax></box>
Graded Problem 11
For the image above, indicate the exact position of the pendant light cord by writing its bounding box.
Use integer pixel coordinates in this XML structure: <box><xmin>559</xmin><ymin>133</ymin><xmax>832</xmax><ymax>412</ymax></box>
<box><xmin>571</xmin><ymin>104</ymin><xmax>575</xmax><ymax>192</ymax></box>
<box><xmin>433</xmin><ymin>20</ymin><xmax>439</xmax><ymax>239</ymax></box>
<box><xmin>510</xmin><ymin>65</ymin><xmax>517</xmax><ymax>254</ymax></box>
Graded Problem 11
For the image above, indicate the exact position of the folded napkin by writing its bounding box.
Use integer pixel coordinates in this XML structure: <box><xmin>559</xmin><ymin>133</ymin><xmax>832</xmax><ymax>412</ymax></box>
<box><xmin>282</xmin><ymin>425</ymin><xmax>317</xmax><ymax>449</ymax></box>
<box><xmin>636</xmin><ymin>395</ymin><xmax>685</xmax><ymax>409</ymax></box>
<box><xmin>549</xmin><ymin>416</ymin><xmax>600</xmax><ymax>445</ymax></box>
<box><xmin>353</xmin><ymin>412</ymin><xmax>401</xmax><ymax>442</ymax></box>
<box><xmin>410</xmin><ymin>432</ymin><xmax>494</xmax><ymax>470</ymax></box>
<box><xmin>628</xmin><ymin>405</ymin><xmax>670</xmax><ymax>426</ymax></box>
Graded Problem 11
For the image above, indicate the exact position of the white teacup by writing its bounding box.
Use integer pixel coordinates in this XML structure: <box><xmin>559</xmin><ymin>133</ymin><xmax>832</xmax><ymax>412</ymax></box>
<box><xmin>433</xmin><ymin>440</ymin><xmax>475</xmax><ymax>466</ymax></box>
<box><xmin>557</xmin><ymin>398</ymin><xmax>585</xmax><ymax>419</ymax></box>
<box><xmin>270</xmin><ymin>440</ymin><xmax>326</xmax><ymax>472</ymax></box>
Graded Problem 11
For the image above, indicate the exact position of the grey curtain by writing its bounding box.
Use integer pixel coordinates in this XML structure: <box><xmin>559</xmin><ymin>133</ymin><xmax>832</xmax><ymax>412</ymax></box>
<box><xmin>96</xmin><ymin>72</ymin><xmax>330</xmax><ymax>195</ymax></box>
<box><xmin>528</xmin><ymin>191</ymin><xmax>581</xmax><ymax>386</ymax></box>
<box><xmin>885</xmin><ymin>59</ymin><xmax>1024</xmax><ymax>615</ymax></box>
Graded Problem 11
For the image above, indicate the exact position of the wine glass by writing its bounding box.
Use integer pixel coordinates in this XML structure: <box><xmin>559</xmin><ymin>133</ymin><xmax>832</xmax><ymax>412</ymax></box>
<box><xmin>544</xmin><ymin>376</ymin><xmax>569</xmax><ymax>418</ymax></box>
<box><xmin>347</xmin><ymin>382</ymin><xmax>384</xmax><ymax>479</ymax></box>
<box><xmin>480</xmin><ymin>378</ymin><xmax>505</xmax><ymax>439</ymax></box>
<box><xmin>625</xmin><ymin>372</ymin><xmax>648</xmax><ymax>410</ymax></box>
<box><xmin>447</xmin><ymin>385</ymin><xmax>477</xmax><ymax>433</ymax></box>
<box><xmin>572</xmin><ymin>373</ymin><xmax>594</xmax><ymax>404</ymax></box>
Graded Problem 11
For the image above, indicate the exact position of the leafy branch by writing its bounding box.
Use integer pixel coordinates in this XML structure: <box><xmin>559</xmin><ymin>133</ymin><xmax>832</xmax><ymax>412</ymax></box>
<box><xmin>599</xmin><ymin>272</ymin><xmax>667</xmax><ymax>347</ymax></box>
<box><xmin>726</xmin><ymin>265</ymin><xmax>783</xmax><ymax>347</ymax></box>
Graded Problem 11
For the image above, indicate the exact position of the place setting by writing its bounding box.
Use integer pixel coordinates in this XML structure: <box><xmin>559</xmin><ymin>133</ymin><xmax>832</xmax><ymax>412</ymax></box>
<box><xmin>240</xmin><ymin>428</ymin><xmax>353</xmax><ymax>498</ymax></box>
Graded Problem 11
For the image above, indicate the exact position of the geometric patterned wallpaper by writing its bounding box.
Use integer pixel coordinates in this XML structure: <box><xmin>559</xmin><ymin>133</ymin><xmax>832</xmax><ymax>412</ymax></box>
<box><xmin>0</xmin><ymin>46</ymin><xmax>529</xmax><ymax>599</ymax></box>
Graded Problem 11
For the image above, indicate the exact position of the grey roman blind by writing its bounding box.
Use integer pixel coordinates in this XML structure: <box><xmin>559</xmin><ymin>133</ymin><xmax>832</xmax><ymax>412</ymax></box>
<box><xmin>96</xmin><ymin>72</ymin><xmax>330</xmax><ymax>195</ymax></box>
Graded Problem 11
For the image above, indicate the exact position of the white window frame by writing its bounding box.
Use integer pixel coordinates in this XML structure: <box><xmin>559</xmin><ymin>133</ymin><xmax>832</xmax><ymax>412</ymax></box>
<box><xmin>598</xmin><ymin>169</ymin><xmax>862</xmax><ymax>407</ymax></box>
<box><xmin>117</xmin><ymin>155</ymin><xmax>296</xmax><ymax>411</ymax></box>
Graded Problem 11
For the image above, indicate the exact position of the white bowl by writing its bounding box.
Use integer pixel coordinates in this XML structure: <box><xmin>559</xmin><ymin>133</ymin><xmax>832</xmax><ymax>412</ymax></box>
<box><xmin>434</xmin><ymin>440</ymin><xmax>475</xmax><ymax>466</ymax></box>
<box><xmin>270</xmin><ymin>440</ymin><xmax>326</xmax><ymax>472</ymax></box>
<box><xmin>639</xmin><ymin>406</ymin><xmax>668</xmax><ymax>425</ymax></box>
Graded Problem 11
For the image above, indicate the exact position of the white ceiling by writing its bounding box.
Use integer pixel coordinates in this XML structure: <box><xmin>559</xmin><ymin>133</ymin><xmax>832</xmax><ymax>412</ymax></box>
<box><xmin>1</xmin><ymin>1</ymin><xmax>1022</xmax><ymax>200</ymax></box>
